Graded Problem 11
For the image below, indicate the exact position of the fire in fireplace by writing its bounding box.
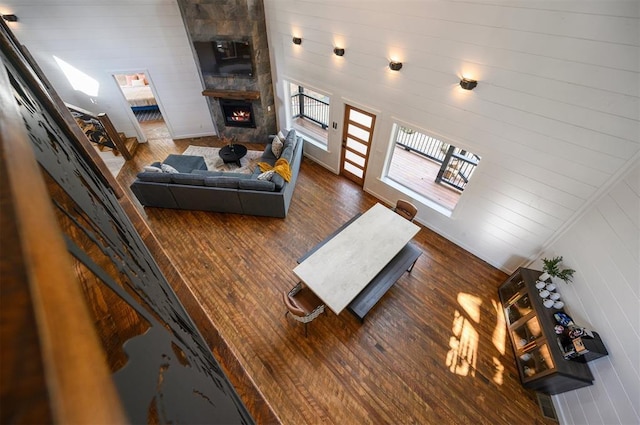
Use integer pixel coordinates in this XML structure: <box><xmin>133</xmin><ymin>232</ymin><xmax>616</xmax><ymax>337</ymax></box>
<box><xmin>219</xmin><ymin>99</ymin><xmax>256</xmax><ymax>128</ymax></box>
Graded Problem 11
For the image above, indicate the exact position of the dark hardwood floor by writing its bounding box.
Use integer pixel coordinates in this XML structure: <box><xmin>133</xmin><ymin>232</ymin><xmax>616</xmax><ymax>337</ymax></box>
<box><xmin>115</xmin><ymin>121</ymin><xmax>554</xmax><ymax>424</ymax></box>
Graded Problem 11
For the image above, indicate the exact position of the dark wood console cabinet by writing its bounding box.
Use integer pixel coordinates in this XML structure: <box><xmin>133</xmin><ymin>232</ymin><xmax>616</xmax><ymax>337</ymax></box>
<box><xmin>499</xmin><ymin>268</ymin><xmax>593</xmax><ymax>395</ymax></box>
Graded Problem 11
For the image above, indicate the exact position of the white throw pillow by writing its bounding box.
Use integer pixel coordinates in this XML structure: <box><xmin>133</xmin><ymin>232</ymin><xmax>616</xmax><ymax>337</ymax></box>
<box><xmin>271</xmin><ymin>136</ymin><xmax>284</xmax><ymax>158</ymax></box>
<box><xmin>277</xmin><ymin>130</ymin><xmax>286</xmax><ymax>141</ymax></box>
<box><xmin>257</xmin><ymin>170</ymin><xmax>275</xmax><ymax>181</ymax></box>
<box><xmin>161</xmin><ymin>163</ymin><xmax>179</xmax><ymax>174</ymax></box>
<box><xmin>143</xmin><ymin>165</ymin><xmax>162</xmax><ymax>173</ymax></box>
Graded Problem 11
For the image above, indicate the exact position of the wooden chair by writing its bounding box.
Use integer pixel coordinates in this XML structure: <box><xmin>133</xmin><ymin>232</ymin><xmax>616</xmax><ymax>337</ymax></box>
<box><xmin>283</xmin><ymin>282</ymin><xmax>325</xmax><ymax>337</ymax></box>
<box><xmin>393</xmin><ymin>199</ymin><xmax>418</xmax><ymax>222</ymax></box>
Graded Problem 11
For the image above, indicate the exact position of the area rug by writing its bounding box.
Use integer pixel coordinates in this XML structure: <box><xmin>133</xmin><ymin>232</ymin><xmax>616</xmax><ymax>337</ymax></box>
<box><xmin>182</xmin><ymin>145</ymin><xmax>263</xmax><ymax>174</ymax></box>
<box><xmin>134</xmin><ymin>109</ymin><xmax>162</xmax><ymax>122</ymax></box>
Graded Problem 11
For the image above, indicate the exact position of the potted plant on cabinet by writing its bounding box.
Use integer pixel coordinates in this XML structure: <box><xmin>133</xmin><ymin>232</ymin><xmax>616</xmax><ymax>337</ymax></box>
<box><xmin>539</xmin><ymin>256</ymin><xmax>576</xmax><ymax>284</ymax></box>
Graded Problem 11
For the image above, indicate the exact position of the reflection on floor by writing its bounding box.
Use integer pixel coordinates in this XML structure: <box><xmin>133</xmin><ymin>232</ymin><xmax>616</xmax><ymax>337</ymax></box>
<box><xmin>140</xmin><ymin>119</ymin><xmax>170</xmax><ymax>141</ymax></box>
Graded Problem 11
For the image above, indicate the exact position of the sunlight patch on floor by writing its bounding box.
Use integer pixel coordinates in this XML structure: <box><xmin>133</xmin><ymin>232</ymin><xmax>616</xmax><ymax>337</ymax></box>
<box><xmin>446</xmin><ymin>293</ymin><xmax>482</xmax><ymax>377</ymax></box>
<box><xmin>446</xmin><ymin>293</ymin><xmax>505</xmax><ymax>384</ymax></box>
<box><xmin>491</xmin><ymin>299</ymin><xmax>507</xmax><ymax>385</ymax></box>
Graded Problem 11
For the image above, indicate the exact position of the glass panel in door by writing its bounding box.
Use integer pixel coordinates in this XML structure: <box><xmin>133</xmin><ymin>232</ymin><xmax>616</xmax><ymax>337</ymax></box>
<box><xmin>340</xmin><ymin>105</ymin><xmax>376</xmax><ymax>186</ymax></box>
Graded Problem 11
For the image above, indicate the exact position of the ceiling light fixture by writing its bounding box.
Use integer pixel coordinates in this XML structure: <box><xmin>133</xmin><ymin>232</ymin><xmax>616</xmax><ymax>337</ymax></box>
<box><xmin>459</xmin><ymin>78</ymin><xmax>478</xmax><ymax>90</ymax></box>
<box><xmin>2</xmin><ymin>14</ymin><xmax>18</xmax><ymax>22</ymax></box>
<box><xmin>389</xmin><ymin>61</ymin><xmax>403</xmax><ymax>71</ymax></box>
<box><xmin>333</xmin><ymin>47</ymin><xmax>345</xmax><ymax>57</ymax></box>
<box><xmin>292</xmin><ymin>37</ymin><xmax>302</xmax><ymax>45</ymax></box>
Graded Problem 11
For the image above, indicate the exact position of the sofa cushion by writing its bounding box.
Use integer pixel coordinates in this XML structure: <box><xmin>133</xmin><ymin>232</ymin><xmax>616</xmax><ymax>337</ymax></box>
<box><xmin>280</xmin><ymin>145</ymin><xmax>294</xmax><ymax>164</ymax></box>
<box><xmin>171</xmin><ymin>173</ymin><xmax>205</xmax><ymax>186</ymax></box>
<box><xmin>191</xmin><ymin>170</ymin><xmax>224</xmax><ymax>177</ymax></box>
<box><xmin>204</xmin><ymin>176</ymin><xmax>242</xmax><ymax>188</ymax></box>
<box><xmin>163</xmin><ymin>154</ymin><xmax>207</xmax><ymax>173</ymax></box>
<box><xmin>284</xmin><ymin>129</ymin><xmax>297</xmax><ymax>149</ymax></box>
<box><xmin>270</xmin><ymin>172</ymin><xmax>285</xmax><ymax>191</ymax></box>
<box><xmin>137</xmin><ymin>172</ymin><xmax>173</xmax><ymax>183</ymax></box>
<box><xmin>261</xmin><ymin>144</ymin><xmax>278</xmax><ymax>162</ymax></box>
<box><xmin>258</xmin><ymin>156</ymin><xmax>276</xmax><ymax>168</ymax></box>
<box><xmin>239</xmin><ymin>179</ymin><xmax>276</xmax><ymax>192</ymax></box>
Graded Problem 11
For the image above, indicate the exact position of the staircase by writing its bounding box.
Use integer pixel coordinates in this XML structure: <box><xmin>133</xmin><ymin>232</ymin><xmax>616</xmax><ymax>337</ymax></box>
<box><xmin>67</xmin><ymin>103</ymin><xmax>139</xmax><ymax>160</ymax></box>
<box><xmin>94</xmin><ymin>131</ymin><xmax>138</xmax><ymax>155</ymax></box>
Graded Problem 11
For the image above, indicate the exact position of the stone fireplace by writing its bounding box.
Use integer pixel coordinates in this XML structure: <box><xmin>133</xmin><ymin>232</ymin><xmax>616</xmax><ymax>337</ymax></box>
<box><xmin>176</xmin><ymin>0</ymin><xmax>276</xmax><ymax>142</ymax></box>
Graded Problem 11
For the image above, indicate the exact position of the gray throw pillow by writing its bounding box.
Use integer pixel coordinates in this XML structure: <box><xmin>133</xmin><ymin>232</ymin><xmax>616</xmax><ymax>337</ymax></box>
<box><xmin>143</xmin><ymin>165</ymin><xmax>162</xmax><ymax>173</ymax></box>
<box><xmin>161</xmin><ymin>163</ymin><xmax>180</xmax><ymax>174</ymax></box>
<box><xmin>137</xmin><ymin>172</ymin><xmax>173</xmax><ymax>183</ymax></box>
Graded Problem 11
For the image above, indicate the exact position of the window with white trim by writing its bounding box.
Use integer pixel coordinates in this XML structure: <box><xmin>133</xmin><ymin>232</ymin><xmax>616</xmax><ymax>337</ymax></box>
<box><xmin>286</xmin><ymin>82</ymin><xmax>329</xmax><ymax>147</ymax></box>
<box><xmin>385</xmin><ymin>123</ymin><xmax>480</xmax><ymax>211</ymax></box>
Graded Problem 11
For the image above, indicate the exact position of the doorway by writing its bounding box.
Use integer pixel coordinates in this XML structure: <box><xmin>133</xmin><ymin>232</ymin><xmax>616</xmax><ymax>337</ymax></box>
<box><xmin>113</xmin><ymin>72</ymin><xmax>167</xmax><ymax>140</ymax></box>
<box><xmin>340</xmin><ymin>104</ymin><xmax>376</xmax><ymax>186</ymax></box>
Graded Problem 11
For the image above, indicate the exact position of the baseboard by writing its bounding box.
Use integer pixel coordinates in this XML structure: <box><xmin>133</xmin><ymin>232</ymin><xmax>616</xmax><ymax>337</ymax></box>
<box><xmin>173</xmin><ymin>131</ymin><xmax>218</xmax><ymax>140</ymax></box>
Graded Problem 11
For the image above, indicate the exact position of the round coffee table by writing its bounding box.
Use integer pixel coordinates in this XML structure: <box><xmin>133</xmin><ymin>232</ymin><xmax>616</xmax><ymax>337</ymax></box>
<box><xmin>218</xmin><ymin>144</ymin><xmax>247</xmax><ymax>167</ymax></box>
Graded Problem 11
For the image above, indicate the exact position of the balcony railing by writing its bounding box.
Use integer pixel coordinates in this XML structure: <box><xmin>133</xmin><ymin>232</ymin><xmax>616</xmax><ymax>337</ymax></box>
<box><xmin>395</xmin><ymin>127</ymin><xmax>479</xmax><ymax>191</ymax></box>
<box><xmin>291</xmin><ymin>88</ymin><xmax>329</xmax><ymax>129</ymax></box>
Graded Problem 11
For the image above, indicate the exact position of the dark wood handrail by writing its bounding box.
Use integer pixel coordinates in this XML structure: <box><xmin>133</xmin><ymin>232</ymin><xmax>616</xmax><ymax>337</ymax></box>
<box><xmin>66</xmin><ymin>102</ymin><xmax>133</xmax><ymax>160</ymax></box>
<box><xmin>98</xmin><ymin>112</ymin><xmax>133</xmax><ymax>159</ymax></box>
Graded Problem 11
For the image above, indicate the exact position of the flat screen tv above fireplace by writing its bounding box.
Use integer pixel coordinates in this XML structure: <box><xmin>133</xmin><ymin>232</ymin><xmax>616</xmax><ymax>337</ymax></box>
<box><xmin>193</xmin><ymin>39</ymin><xmax>254</xmax><ymax>78</ymax></box>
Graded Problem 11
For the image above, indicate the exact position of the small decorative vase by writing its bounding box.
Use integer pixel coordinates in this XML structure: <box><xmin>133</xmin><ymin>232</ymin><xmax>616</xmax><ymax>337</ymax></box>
<box><xmin>543</xmin><ymin>299</ymin><xmax>555</xmax><ymax>308</ymax></box>
<box><xmin>545</xmin><ymin>283</ymin><xmax>556</xmax><ymax>291</ymax></box>
<box><xmin>550</xmin><ymin>292</ymin><xmax>561</xmax><ymax>301</ymax></box>
<box><xmin>553</xmin><ymin>301</ymin><xmax>565</xmax><ymax>309</ymax></box>
<box><xmin>539</xmin><ymin>272</ymin><xmax>551</xmax><ymax>282</ymax></box>
<box><xmin>539</xmin><ymin>289</ymin><xmax>550</xmax><ymax>298</ymax></box>
<box><xmin>535</xmin><ymin>281</ymin><xmax>546</xmax><ymax>290</ymax></box>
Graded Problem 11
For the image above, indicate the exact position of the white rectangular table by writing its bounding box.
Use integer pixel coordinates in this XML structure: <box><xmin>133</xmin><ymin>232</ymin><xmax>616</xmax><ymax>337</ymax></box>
<box><xmin>293</xmin><ymin>203</ymin><xmax>420</xmax><ymax>314</ymax></box>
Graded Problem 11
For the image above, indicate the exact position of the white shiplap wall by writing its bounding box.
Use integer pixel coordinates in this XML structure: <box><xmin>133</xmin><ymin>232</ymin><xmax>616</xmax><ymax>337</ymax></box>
<box><xmin>530</xmin><ymin>161</ymin><xmax>639</xmax><ymax>425</ymax></box>
<box><xmin>263</xmin><ymin>1</ymin><xmax>639</xmax><ymax>423</ymax></box>
<box><xmin>264</xmin><ymin>0</ymin><xmax>639</xmax><ymax>272</ymax></box>
<box><xmin>1</xmin><ymin>0</ymin><xmax>215</xmax><ymax>139</ymax></box>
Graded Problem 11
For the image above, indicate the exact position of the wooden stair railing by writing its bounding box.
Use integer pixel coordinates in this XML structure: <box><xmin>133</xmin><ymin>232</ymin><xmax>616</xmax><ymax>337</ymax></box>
<box><xmin>67</xmin><ymin>103</ymin><xmax>136</xmax><ymax>160</ymax></box>
<box><xmin>97</xmin><ymin>112</ymin><xmax>136</xmax><ymax>160</ymax></box>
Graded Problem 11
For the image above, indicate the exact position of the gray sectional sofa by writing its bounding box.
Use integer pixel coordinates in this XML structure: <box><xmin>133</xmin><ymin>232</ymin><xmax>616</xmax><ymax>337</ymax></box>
<box><xmin>130</xmin><ymin>130</ymin><xmax>303</xmax><ymax>218</ymax></box>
